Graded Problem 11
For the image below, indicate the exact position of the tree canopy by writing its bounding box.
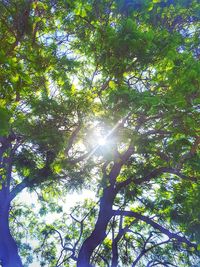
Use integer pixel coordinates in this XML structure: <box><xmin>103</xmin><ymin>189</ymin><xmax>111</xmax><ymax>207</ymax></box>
<box><xmin>0</xmin><ymin>0</ymin><xmax>200</xmax><ymax>266</ymax></box>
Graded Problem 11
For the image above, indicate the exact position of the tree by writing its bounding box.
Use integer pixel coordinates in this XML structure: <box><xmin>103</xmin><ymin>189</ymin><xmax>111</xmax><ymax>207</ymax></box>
<box><xmin>0</xmin><ymin>0</ymin><xmax>200</xmax><ymax>266</ymax></box>
<box><xmin>0</xmin><ymin>0</ymin><xmax>94</xmax><ymax>265</ymax></box>
<box><xmin>73</xmin><ymin>1</ymin><xmax>200</xmax><ymax>266</ymax></box>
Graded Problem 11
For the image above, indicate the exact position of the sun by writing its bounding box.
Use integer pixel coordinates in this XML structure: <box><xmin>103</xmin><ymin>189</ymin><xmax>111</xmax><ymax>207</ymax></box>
<box><xmin>98</xmin><ymin>137</ymin><xmax>106</xmax><ymax>146</ymax></box>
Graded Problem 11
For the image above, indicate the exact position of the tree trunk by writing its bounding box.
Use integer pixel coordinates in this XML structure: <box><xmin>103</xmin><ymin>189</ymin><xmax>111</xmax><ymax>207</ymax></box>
<box><xmin>111</xmin><ymin>240</ymin><xmax>119</xmax><ymax>267</ymax></box>
<box><xmin>0</xmin><ymin>192</ymin><xmax>23</xmax><ymax>267</ymax></box>
<box><xmin>77</xmin><ymin>186</ymin><xmax>116</xmax><ymax>267</ymax></box>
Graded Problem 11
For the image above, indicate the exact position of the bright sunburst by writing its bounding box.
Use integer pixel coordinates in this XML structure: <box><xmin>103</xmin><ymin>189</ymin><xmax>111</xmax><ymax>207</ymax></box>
<box><xmin>97</xmin><ymin>137</ymin><xmax>106</xmax><ymax>146</ymax></box>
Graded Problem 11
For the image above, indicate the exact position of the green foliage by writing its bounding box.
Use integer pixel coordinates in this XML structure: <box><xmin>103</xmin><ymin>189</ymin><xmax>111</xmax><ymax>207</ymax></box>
<box><xmin>0</xmin><ymin>106</ymin><xmax>11</xmax><ymax>136</ymax></box>
<box><xmin>171</xmin><ymin>181</ymin><xmax>200</xmax><ymax>241</ymax></box>
<box><xmin>0</xmin><ymin>0</ymin><xmax>199</xmax><ymax>266</ymax></box>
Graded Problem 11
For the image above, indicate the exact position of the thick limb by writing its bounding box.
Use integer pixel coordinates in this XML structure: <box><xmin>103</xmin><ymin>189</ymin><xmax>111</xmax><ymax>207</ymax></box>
<box><xmin>77</xmin><ymin>186</ymin><xmax>116</xmax><ymax>267</ymax></box>
<box><xmin>0</xmin><ymin>193</ymin><xmax>23</xmax><ymax>267</ymax></box>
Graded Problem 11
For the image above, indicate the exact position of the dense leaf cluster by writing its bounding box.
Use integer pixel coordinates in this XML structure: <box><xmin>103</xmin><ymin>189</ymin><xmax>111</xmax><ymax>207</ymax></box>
<box><xmin>0</xmin><ymin>0</ymin><xmax>199</xmax><ymax>266</ymax></box>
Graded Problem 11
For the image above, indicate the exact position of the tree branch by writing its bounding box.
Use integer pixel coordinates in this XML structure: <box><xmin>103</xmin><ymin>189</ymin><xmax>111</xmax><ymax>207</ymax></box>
<box><xmin>112</xmin><ymin>210</ymin><xmax>197</xmax><ymax>249</ymax></box>
<box><xmin>116</xmin><ymin>166</ymin><xmax>197</xmax><ymax>191</ymax></box>
<box><xmin>65</xmin><ymin>124</ymin><xmax>82</xmax><ymax>156</ymax></box>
